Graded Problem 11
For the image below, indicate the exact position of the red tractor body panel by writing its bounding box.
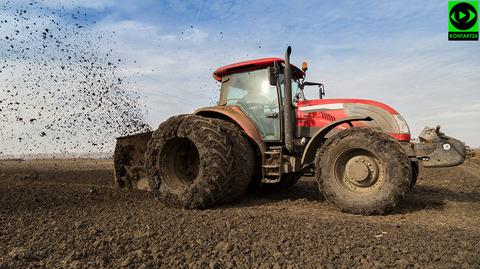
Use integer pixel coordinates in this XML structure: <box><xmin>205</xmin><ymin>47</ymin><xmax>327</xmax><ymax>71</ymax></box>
<box><xmin>296</xmin><ymin>99</ymin><xmax>411</xmax><ymax>141</ymax></box>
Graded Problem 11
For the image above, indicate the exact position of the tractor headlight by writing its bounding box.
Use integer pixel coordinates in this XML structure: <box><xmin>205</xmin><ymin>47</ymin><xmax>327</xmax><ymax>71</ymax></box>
<box><xmin>393</xmin><ymin>114</ymin><xmax>410</xmax><ymax>134</ymax></box>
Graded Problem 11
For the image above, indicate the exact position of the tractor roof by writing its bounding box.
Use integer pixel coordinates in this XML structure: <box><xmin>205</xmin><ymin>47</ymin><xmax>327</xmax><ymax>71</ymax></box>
<box><xmin>213</xmin><ymin>57</ymin><xmax>304</xmax><ymax>82</ymax></box>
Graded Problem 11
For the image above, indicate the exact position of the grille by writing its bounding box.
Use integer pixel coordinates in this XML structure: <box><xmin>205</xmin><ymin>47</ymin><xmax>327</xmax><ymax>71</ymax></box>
<box><xmin>320</xmin><ymin>112</ymin><xmax>336</xmax><ymax>121</ymax></box>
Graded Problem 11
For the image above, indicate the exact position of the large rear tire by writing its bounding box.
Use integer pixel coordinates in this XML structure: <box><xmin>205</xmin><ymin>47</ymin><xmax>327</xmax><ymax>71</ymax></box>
<box><xmin>315</xmin><ymin>127</ymin><xmax>412</xmax><ymax>215</ymax></box>
<box><xmin>145</xmin><ymin>115</ymin><xmax>254</xmax><ymax>209</ymax></box>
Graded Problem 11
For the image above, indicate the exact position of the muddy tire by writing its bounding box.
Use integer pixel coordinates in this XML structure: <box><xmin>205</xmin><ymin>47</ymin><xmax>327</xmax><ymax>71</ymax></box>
<box><xmin>251</xmin><ymin>173</ymin><xmax>300</xmax><ymax>194</ymax></box>
<box><xmin>315</xmin><ymin>127</ymin><xmax>412</xmax><ymax>215</ymax></box>
<box><xmin>145</xmin><ymin>115</ymin><xmax>254</xmax><ymax>209</ymax></box>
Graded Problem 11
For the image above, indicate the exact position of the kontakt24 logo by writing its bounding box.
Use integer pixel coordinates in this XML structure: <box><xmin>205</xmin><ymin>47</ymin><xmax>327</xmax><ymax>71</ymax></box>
<box><xmin>449</xmin><ymin>1</ymin><xmax>479</xmax><ymax>40</ymax></box>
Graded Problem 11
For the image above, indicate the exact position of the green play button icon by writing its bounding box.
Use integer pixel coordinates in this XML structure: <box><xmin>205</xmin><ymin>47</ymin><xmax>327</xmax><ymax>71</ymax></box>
<box><xmin>448</xmin><ymin>1</ymin><xmax>478</xmax><ymax>41</ymax></box>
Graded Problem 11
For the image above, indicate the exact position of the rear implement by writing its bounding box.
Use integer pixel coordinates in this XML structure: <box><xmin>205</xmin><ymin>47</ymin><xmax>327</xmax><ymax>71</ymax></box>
<box><xmin>114</xmin><ymin>132</ymin><xmax>152</xmax><ymax>190</ymax></box>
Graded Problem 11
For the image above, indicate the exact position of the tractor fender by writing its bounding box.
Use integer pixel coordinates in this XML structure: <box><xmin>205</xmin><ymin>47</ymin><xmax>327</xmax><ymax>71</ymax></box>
<box><xmin>194</xmin><ymin>106</ymin><xmax>265</xmax><ymax>153</ymax></box>
<box><xmin>301</xmin><ymin>116</ymin><xmax>372</xmax><ymax>168</ymax></box>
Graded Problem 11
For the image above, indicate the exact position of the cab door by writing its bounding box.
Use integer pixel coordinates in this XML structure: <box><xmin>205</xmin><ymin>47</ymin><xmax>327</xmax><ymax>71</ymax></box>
<box><xmin>220</xmin><ymin>69</ymin><xmax>281</xmax><ymax>141</ymax></box>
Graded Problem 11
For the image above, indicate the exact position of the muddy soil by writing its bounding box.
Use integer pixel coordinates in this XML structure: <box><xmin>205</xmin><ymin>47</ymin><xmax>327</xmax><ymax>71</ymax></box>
<box><xmin>0</xmin><ymin>159</ymin><xmax>479</xmax><ymax>268</ymax></box>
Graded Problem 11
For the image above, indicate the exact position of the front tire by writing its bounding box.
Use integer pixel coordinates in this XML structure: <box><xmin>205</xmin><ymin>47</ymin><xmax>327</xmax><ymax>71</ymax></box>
<box><xmin>315</xmin><ymin>127</ymin><xmax>412</xmax><ymax>215</ymax></box>
<box><xmin>145</xmin><ymin>115</ymin><xmax>254</xmax><ymax>209</ymax></box>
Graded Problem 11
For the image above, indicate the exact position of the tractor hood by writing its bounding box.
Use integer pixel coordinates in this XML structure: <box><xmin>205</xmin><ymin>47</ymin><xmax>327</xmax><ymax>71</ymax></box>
<box><xmin>296</xmin><ymin>98</ymin><xmax>411</xmax><ymax>141</ymax></box>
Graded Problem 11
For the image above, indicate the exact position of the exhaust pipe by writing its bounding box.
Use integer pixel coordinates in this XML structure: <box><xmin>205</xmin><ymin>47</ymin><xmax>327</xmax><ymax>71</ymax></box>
<box><xmin>284</xmin><ymin>46</ymin><xmax>294</xmax><ymax>153</ymax></box>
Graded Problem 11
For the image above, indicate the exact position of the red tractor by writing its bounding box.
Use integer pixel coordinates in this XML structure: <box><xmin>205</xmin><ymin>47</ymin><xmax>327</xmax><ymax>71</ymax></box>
<box><xmin>114</xmin><ymin>47</ymin><xmax>466</xmax><ymax>215</ymax></box>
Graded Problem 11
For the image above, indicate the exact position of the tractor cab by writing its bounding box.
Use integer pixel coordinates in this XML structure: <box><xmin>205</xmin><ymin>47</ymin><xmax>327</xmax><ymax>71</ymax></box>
<box><xmin>214</xmin><ymin>57</ymin><xmax>307</xmax><ymax>142</ymax></box>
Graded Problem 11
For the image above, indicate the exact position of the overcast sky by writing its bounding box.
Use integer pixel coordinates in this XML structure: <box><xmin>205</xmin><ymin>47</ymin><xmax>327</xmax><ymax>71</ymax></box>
<box><xmin>2</xmin><ymin>0</ymin><xmax>480</xmax><ymax>152</ymax></box>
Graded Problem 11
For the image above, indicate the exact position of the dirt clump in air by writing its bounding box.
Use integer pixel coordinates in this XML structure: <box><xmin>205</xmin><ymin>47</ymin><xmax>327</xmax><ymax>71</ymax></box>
<box><xmin>0</xmin><ymin>1</ymin><xmax>150</xmax><ymax>156</ymax></box>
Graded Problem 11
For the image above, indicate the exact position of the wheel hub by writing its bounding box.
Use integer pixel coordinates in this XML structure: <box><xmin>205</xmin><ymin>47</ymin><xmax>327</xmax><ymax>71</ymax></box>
<box><xmin>345</xmin><ymin>157</ymin><xmax>369</xmax><ymax>182</ymax></box>
<box><xmin>344</xmin><ymin>156</ymin><xmax>379</xmax><ymax>187</ymax></box>
<box><xmin>160</xmin><ymin>137</ymin><xmax>200</xmax><ymax>191</ymax></box>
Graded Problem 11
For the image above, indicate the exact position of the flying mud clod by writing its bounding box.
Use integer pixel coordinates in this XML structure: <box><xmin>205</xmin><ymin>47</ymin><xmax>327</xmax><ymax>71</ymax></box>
<box><xmin>0</xmin><ymin>1</ymin><xmax>150</xmax><ymax>157</ymax></box>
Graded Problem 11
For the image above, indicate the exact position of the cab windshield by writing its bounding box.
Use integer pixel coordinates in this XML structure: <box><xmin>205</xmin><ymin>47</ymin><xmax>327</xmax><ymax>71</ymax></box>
<box><xmin>221</xmin><ymin>69</ymin><xmax>280</xmax><ymax>140</ymax></box>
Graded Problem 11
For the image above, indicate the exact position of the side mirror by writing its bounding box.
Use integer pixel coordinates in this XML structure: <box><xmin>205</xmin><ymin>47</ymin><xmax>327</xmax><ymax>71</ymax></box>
<box><xmin>267</xmin><ymin>66</ymin><xmax>277</xmax><ymax>86</ymax></box>
<box><xmin>302</xmin><ymin>81</ymin><xmax>326</xmax><ymax>99</ymax></box>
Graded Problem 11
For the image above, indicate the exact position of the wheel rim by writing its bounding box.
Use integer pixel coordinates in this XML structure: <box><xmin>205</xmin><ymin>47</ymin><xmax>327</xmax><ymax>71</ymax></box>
<box><xmin>333</xmin><ymin>148</ymin><xmax>384</xmax><ymax>193</ymax></box>
<box><xmin>160</xmin><ymin>137</ymin><xmax>200</xmax><ymax>190</ymax></box>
